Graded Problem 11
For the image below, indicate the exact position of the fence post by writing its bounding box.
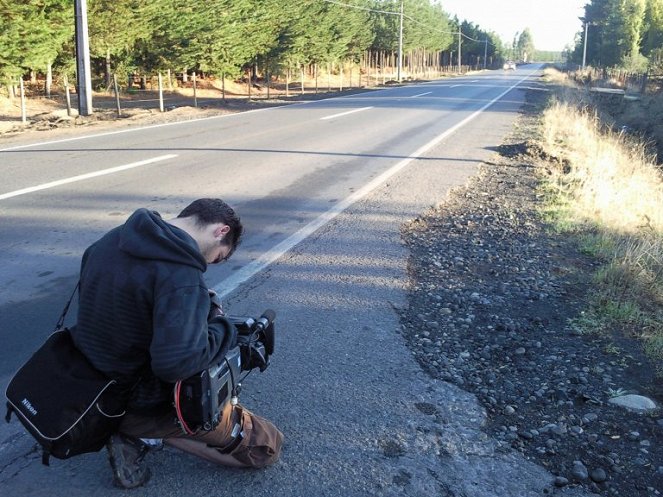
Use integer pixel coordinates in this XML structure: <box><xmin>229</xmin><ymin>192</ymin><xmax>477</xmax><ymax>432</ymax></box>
<box><xmin>19</xmin><ymin>78</ymin><xmax>27</xmax><ymax>124</ymax></box>
<box><xmin>192</xmin><ymin>72</ymin><xmax>197</xmax><ymax>108</ymax></box>
<box><xmin>247</xmin><ymin>68</ymin><xmax>251</xmax><ymax>102</ymax></box>
<box><xmin>158</xmin><ymin>72</ymin><xmax>164</xmax><ymax>112</ymax></box>
<box><xmin>266</xmin><ymin>65</ymin><xmax>270</xmax><ymax>99</ymax></box>
<box><xmin>300</xmin><ymin>65</ymin><xmax>305</xmax><ymax>96</ymax></box>
<box><xmin>46</xmin><ymin>62</ymin><xmax>52</xmax><ymax>98</ymax></box>
<box><xmin>64</xmin><ymin>75</ymin><xmax>72</xmax><ymax>116</ymax></box>
<box><xmin>113</xmin><ymin>74</ymin><xmax>122</xmax><ymax>117</ymax></box>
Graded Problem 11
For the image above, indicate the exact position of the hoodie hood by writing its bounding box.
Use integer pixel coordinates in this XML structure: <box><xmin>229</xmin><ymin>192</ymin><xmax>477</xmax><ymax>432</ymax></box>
<box><xmin>118</xmin><ymin>208</ymin><xmax>206</xmax><ymax>271</ymax></box>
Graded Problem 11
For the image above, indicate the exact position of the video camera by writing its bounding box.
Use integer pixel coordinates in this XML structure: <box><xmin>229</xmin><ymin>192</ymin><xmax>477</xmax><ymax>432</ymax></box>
<box><xmin>174</xmin><ymin>310</ymin><xmax>276</xmax><ymax>433</ymax></box>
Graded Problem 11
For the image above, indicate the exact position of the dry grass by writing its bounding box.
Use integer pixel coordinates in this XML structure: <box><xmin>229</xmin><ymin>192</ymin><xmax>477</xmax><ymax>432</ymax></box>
<box><xmin>536</xmin><ymin>76</ymin><xmax>663</xmax><ymax>369</ymax></box>
<box><xmin>542</xmin><ymin>67</ymin><xmax>572</xmax><ymax>85</ymax></box>
<box><xmin>542</xmin><ymin>102</ymin><xmax>663</xmax><ymax>233</ymax></box>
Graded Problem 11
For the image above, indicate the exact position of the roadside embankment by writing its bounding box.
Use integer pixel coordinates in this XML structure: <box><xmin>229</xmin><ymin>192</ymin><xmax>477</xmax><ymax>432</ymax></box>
<box><xmin>400</xmin><ymin>76</ymin><xmax>662</xmax><ymax>496</ymax></box>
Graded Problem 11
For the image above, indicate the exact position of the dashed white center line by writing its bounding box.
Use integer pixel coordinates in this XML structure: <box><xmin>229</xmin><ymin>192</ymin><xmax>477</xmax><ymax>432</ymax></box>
<box><xmin>410</xmin><ymin>92</ymin><xmax>432</xmax><ymax>98</ymax></box>
<box><xmin>0</xmin><ymin>154</ymin><xmax>178</xmax><ymax>200</ymax></box>
<box><xmin>320</xmin><ymin>106</ymin><xmax>373</xmax><ymax>120</ymax></box>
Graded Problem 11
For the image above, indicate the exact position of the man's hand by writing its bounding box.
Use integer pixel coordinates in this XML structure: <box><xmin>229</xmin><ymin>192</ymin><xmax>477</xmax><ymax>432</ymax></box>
<box><xmin>208</xmin><ymin>289</ymin><xmax>224</xmax><ymax>320</ymax></box>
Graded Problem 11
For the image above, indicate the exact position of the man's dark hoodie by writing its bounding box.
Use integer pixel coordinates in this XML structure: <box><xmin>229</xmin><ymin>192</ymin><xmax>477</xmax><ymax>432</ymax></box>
<box><xmin>70</xmin><ymin>208</ymin><xmax>236</xmax><ymax>414</ymax></box>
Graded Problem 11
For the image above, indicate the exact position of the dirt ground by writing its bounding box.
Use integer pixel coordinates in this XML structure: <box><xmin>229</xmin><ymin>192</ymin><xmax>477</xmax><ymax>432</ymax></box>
<box><xmin>0</xmin><ymin>82</ymin><xmax>272</xmax><ymax>141</ymax></box>
<box><xmin>0</xmin><ymin>76</ymin><xmax>390</xmax><ymax>144</ymax></box>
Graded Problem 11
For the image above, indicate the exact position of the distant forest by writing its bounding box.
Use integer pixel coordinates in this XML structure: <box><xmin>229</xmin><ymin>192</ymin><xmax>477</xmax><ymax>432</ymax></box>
<box><xmin>1</xmin><ymin>0</ymin><xmax>517</xmax><ymax>90</ymax></box>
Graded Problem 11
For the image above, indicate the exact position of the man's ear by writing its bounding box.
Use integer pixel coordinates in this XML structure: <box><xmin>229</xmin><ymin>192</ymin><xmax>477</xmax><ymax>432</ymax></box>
<box><xmin>214</xmin><ymin>224</ymin><xmax>231</xmax><ymax>239</ymax></box>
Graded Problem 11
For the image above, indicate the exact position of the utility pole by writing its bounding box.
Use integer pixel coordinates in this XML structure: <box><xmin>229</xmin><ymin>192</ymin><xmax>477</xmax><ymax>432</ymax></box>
<box><xmin>457</xmin><ymin>28</ymin><xmax>461</xmax><ymax>73</ymax></box>
<box><xmin>397</xmin><ymin>0</ymin><xmax>403</xmax><ymax>83</ymax></box>
<box><xmin>74</xmin><ymin>0</ymin><xmax>93</xmax><ymax>115</ymax></box>
<box><xmin>581</xmin><ymin>18</ymin><xmax>589</xmax><ymax>70</ymax></box>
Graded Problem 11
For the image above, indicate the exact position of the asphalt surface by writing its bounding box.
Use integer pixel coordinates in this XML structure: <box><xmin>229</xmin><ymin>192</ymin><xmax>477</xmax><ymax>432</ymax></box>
<box><xmin>0</xmin><ymin>64</ymin><xmax>592</xmax><ymax>496</ymax></box>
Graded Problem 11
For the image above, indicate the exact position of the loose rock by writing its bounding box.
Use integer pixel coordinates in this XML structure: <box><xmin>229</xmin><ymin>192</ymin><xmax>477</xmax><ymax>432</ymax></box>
<box><xmin>608</xmin><ymin>394</ymin><xmax>657</xmax><ymax>412</ymax></box>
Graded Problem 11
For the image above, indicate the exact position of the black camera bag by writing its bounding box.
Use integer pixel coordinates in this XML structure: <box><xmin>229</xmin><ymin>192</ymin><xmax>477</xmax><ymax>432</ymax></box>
<box><xmin>5</xmin><ymin>328</ymin><xmax>127</xmax><ymax>465</ymax></box>
<box><xmin>4</xmin><ymin>284</ymin><xmax>129</xmax><ymax>465</ymax></box>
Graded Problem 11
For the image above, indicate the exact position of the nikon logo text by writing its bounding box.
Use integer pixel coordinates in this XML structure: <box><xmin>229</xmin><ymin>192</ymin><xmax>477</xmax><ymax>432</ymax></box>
<box><xmin>22</xmin><ymin>398</ymin><xmax>38</xmax><ymax>416</ymax></box>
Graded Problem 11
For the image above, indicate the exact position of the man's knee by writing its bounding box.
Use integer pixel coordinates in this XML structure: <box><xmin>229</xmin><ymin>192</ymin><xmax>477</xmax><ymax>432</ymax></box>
<box><xmin>225</xmin><ymin>407</ymin><xmax>283</xmax><ymax>468</ymax></box>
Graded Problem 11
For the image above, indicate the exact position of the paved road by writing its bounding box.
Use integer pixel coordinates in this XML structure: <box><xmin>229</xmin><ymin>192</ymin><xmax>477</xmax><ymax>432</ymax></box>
<box><xmin>0</xmin><ymin>64</ymin><xmax>590</xmax><ymax>496</ymax></box>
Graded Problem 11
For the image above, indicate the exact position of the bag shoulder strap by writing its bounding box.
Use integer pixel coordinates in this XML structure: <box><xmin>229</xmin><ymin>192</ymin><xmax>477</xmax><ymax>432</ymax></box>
<box><xmin>54</xmin><ymin>282</ymin><xmax>79</xmax><ymax>332</ymax></box>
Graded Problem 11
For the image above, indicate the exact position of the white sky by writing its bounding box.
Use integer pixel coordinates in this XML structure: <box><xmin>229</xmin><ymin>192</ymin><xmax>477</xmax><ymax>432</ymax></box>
<box><xmin>439</xmin><ymin>0</ymin><xmax>587</xmax><ymax>51</ymax></box>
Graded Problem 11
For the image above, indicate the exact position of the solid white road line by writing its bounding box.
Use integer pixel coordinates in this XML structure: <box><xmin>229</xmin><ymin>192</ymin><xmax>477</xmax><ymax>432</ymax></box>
<box><xmin>320</xmin><ymin>106</ymin><xmax>373</xmax><ymax>120</ymax></box>
<box><xmin>410</xmin><ymin>92</ymin><xmax>432</xmax><ymax>98</ymax></box>
<box><xmin>0</xmin><ymin>154</ymin><xmax>178</xmax><ymax>200</ymax></box>
<box><xmin>212</xmin><ymin>70</ymin><xmax>537</xmax><ymax>298</ymax></box>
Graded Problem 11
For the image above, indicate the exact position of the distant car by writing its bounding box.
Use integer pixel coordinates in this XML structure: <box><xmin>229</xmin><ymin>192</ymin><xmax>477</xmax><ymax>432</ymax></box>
<box><xmin>503</xmin><ymin>60</ymin><xmax>516</xmax><ymax>70</ymax></box>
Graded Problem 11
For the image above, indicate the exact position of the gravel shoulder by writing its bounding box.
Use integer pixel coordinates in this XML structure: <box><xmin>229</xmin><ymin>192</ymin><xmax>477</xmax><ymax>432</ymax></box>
<box><xmin>400</xmin><ymin>88</ymin><xmax>662</xmax><ymax>496</ymax></box>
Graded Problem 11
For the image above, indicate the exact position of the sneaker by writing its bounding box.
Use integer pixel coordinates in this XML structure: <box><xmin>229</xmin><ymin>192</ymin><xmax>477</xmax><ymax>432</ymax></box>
<box><xmin>106</xmin><ymin>434</ymin><xmax>151</xmax><ymax>489</ymax></box>
<box><xmin>139</xmin><ymin>438</ymin><xmax>164</xmax><ymax>450</ymax></box>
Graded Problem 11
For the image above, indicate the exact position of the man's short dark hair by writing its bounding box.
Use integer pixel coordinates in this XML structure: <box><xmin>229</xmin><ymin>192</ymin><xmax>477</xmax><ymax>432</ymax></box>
<box><xmin>178</xmin><ymin>198</ymin><xmax>243</xmax><ymax>255</ymax></box>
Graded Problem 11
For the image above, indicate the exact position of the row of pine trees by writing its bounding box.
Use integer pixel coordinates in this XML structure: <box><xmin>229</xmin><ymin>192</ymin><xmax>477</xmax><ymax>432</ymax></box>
<box><xmin>0</xmin><ymin>0</ymin><xmax>508</xmax><ymax>89</ymax></box>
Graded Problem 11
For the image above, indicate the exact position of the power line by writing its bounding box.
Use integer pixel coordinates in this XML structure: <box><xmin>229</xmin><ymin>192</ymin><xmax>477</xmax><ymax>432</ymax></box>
<box><xmin>319</xmin><ymin>0</ymin><xmax>457</xmax><ymax>37</ymax></box>
<box><xmin>318</xmin><ymin>0</ymin><xmax>498</xmax><ymax>47</ymax></box>
<box><xmin>317</xmin><ymin>0</ymin><xmax>500</xmax><ymax>73</ymax></box>
<box><xmin>318</xmin><ymin>0</ymin><xmax>399</xmax><ymax>16</ymax></box>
